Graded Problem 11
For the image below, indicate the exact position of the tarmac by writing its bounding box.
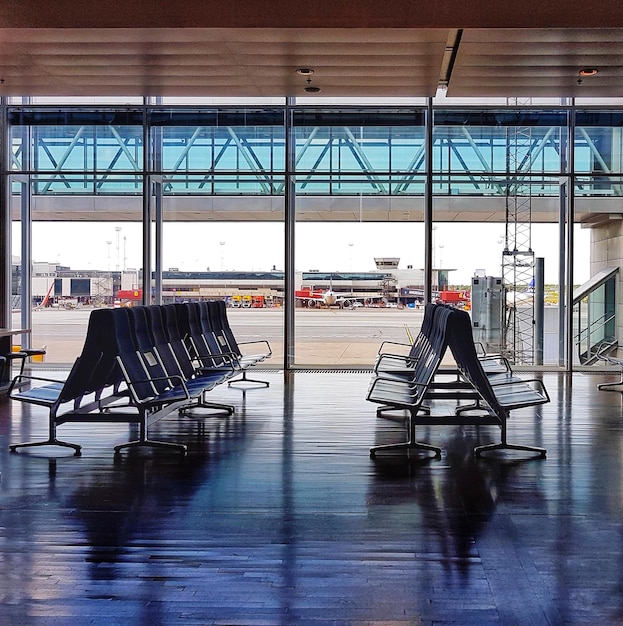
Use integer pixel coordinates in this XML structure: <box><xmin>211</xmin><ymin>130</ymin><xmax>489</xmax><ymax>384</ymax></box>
<box><xmin>11</xmin><ymin>305</ymin><xmax>429</xmax><ymax>368</ymax></box>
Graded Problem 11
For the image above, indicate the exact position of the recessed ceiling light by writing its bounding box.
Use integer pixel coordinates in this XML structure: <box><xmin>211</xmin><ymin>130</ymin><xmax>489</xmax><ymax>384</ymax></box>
<box><xmin>297</xmin><ymin>68</ymin><xmax>315</xmax><ymax>76</ymax></box>
<box><xmin>304</xmin><ymin>86</ymin><xmax>321</xmax><ymax>93</ymax></box>
<box><xmin>579</xmin><ymin>68</ymin><xmax>598</xmax><ymax>77</ymax></box>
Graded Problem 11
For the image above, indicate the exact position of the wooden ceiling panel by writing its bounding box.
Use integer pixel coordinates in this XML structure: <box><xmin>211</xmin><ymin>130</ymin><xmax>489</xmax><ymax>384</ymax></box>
<box><xmin>0</xmin><ymin>28</ymin><xmax>449</xmax><ymax>97</ymax></box>
<box><xmin>0</xmin><ymin>20</ymin><xmax>623</xmax><ymax>98</ymax></box>
<box><xmin>449</xmin><ymin>29</ymin><xmax>623</xmax><ymax>97</ymax></box>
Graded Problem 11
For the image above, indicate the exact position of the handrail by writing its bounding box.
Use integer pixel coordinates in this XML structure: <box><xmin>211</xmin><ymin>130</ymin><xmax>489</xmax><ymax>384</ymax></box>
<box><xmin>574</xmin><ymin>312</ymin><xmax>615</xmax><ymax>345</ymax></box>
<box><xmin>573</xmin><ymin>267</ymin><xmax>619</xmax><ymax>306</ymax></box>
<box><xmin>573</xmin><ymin>268</ymin><xmax>619</xmax><ymax>364</ymax></box>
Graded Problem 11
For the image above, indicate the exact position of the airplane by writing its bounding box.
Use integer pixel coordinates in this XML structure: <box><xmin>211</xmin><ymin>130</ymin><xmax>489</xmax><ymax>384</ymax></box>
<box><xmin>295</xmin><ymin>287</ymin><xmax>366</xmax><ymax>308</ymax></box>
<box><xmin>505</xmin><ymin>277</ymin><xmax>536</xmax><ymax>306</ymax></box>
<box><xmin>505</xmin><ymin>290</ymin><xmax>534</xmax><ymax>306</ymax></box>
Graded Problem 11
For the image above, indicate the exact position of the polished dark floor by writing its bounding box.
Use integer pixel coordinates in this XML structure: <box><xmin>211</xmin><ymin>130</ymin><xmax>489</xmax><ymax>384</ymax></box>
<box><xmin>1</xmin><ymin>369</ymin><xmax>623</xmax><ymax>625</ymax></box>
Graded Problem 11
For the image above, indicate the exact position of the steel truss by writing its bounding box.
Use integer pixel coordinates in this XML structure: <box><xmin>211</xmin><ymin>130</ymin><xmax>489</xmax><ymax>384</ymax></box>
<box><xmin>15</xmin><ymin>121</ymin><xmax>612</xmax><ymax>204</ymax></box>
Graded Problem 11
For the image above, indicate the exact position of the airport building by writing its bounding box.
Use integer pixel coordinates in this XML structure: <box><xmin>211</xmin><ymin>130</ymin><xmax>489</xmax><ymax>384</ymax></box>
<box><xmin>22</xmin><ymin>258</ymin><xmax>452</xmax><ymax>308</ymax></box>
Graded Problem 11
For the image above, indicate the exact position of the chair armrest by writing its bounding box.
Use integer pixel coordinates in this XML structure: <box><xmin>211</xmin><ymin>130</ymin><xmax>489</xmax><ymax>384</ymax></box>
<box><xmin>236</xmin><ymin>339</ymin><xmax>272</xmax><ymax>356</ymax></box>
<box><xmin>490</xmin><ymin>378</ymin><xmax>550</xmax><ymax>402</ymax></box>
<box><xmin>367</xmin><ymin>376</ymin><xmax>427</xmax><ymax>406</ymax></box>
<box><xmin>369</xmin><ymin>373</ymin><xmax>427</xmax><ymax>391</ymax></box>
<box><xmin>7</xmin><ymin>374</ymin><xmax>66</xmax><ymax>396</ymax></box>
<box><xmin>377</xmin><ymin>340</ymin><xmax>411</xmax><ymax>356</ymax></box>
<box><xmin>374</xmin><ymin>353</ymin><xmax>420</xmax><ymax>372</ymax></box>
<box><xmin>125</xmin><ymin>374</ymin><xmax>190</xmax><ymax>403</ymax></box>
<box><xmin>195</xmin><ymin>351</ymin><xmax>239</xmax><ymax>371</ymax></box>
<box><xmin>479</xmin><ymin>355</ymin><xmax>513</xmax><ymax>373</ymax></box>
<box><xmin>10</xmin><ymin>373</ymin><xmax>65</xmax><ymax>385</ymax></box>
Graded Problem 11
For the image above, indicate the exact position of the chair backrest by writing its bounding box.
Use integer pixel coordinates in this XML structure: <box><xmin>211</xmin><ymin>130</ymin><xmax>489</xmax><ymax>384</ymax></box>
<box><xmin>409</xmin><ymin>304</ymin><xmax>451</xmax><ymax>388</ymax></box>
<box><xmin>162</xmin><ymin>303</ymin><xmax>184</xmax><ymax>342</ymax></box>
<box><xmin>207</xmin><ymin>300</ymin><xmax>240</xmax><ymax>356</ymax></box>
<box><xmin>57</xmin><ymin>307</ymin><xmax>120</xmax><ymax>403</ymax></box>
<box><xmin>161</xmin><ymin>303</ymin><xmax>197</xmax><ymax>378</ymax></box>
<box><xmin>175</xmin><ymin>302</ymin><xmax>219</xmax><ymax>364</ymax></box>
<box><xmin>126</xmin><ymin>306</ymin><xmax>178</xmax><ymax>395</ymax></box>
<box><xmin>132</xmin><ymin>305</ymin><xmax>188</xmax><ymax>382</ymax></box>
<box><xmin>445</xmin><ymin>307</ymin><xmax>501</xmax><ymax>413</ymax></box>
<box><xmin>173</xmin><ymin>303</ymin><xmax>197</xmax><ymax>356</ymax></box>
<box><xmin>126</xmin><ymin>306</ymin><xmax>152</xmax><ymax>353</ymax></box>
<box><xmin>55</xmin><ymin>356</ymin><xmax>91</xmax><ymax>405</ymax></box>
<box><xmin>145</xmin><ymin>305</ymin><xmax>168</xmax><ymax>346</ymax></box>
<box><xmin>196</xmin><ymin>301</ymin><xmax>230</xmax><ymax>366</ymax></box>
<box><xmin>101</xmin><ymin>307</ymin><xmax>161</xmax><ymax>402</ymax></box>
<box><xmin>406</xmin><ymin>302</ymin><xmax>439</xmax><ymax>359</ymax></box>
<box><xmin>146</xmin><ymin>305</ymin><xmax>195</xmax><ymax>379</ymax></box>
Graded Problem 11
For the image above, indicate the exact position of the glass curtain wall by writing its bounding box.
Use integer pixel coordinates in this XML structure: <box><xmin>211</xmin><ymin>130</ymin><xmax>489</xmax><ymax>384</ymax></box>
<box><xmin>432</xmin><ymin>109</ymin><xmax>568</xmax><ymax>366</ymax></box>
<box><xmin>153</xmin><ymin>108</ymin><xmax>285</xmax><ymax>360</ymax></box>
<box><xmin>9</xmin><ymin>108</ymin><xmax>144</xmax><ymax>362</ymax></box>
<box><xmin>292</xmin><ymin>108</ymin><xmax>426</xmax><ymax>366</ymax></box>
<box><xmin>574</xmin><ymin>110</ymin><xmax>623</xmax><ymax>365</ymax></box>
<box><xmin>8</xmin><ymin>100</ymin><xmax>623</xmax><ymax>369</ymax></box>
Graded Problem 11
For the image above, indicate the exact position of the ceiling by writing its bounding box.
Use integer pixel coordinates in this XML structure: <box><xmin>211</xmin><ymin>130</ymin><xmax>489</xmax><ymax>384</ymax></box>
<box><xmin>1</xmin><ymin>1</ymin><xmax>623</xmax><ymax>99</ymax></box>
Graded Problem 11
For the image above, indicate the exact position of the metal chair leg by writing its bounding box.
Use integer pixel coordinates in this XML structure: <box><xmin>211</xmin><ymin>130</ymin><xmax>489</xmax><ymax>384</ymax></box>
<box><xmin>10</xmin><ymin>438</ymin><xmax>82</xmax><ymax>456</ymax></box>
<box><xmin>370</xmin><ymin>440</ymin><xmax>442</xmax><ymax>459</ymax></box>
<box><xmin>114</xmin><ymin>439</ymin><xmax>187</xmax><ymax>455</ymax></box>
<box><xmin>228</xmin><ymin>369</ymin><xmax>269</xmax><ymax>387</ymax></box>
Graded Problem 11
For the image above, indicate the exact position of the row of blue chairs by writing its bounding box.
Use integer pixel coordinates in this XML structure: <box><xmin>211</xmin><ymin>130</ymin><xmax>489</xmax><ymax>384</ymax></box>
<box><xmin>8</xmin><ymin>301</ymin><xmax>271</xmax><ymax>456</ymax></box>
<box><xmin>367</xmin><ymin>304</ymin><xmax>549</xmax><ymax>459</ymax></box>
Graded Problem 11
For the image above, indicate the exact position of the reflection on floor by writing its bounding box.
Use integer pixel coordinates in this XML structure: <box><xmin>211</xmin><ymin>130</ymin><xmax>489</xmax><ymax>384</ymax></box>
<box><xmin>1</xmin><ymin>370</ymin><xmax>623</xmax><ymax>624</ymax></box>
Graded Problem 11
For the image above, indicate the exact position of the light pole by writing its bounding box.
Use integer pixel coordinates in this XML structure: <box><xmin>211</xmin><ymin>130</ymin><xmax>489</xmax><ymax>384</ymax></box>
<box><xmin>497</xmin><ymin>235</ymin><xmax>505</xmax><ymax>276</ymax></box>
<box><xmin>115</xmin><ymin>226</ymin><xmax>122</xmax><ymax>271</ymax></box>
<box><xmin>106</xmin><ymin>240</ymin><xmax>112</xmax><ymax>271</ymax></box>
<box><xmin>438</xmin><ymin>243</ymin><xmax>445</xmax><ymax>290</ymax></box>
<box><xmin>220</xmin><ymin>241</ymin><xmax>226</xmax><ymax>271</ymax></box>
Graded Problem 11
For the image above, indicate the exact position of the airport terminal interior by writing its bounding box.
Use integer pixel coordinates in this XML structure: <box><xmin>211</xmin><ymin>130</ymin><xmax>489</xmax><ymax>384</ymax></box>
<box><xmin>3</xmin><ymin>2</ymin><xmax>623</xmax><ymax>623</ymax></box>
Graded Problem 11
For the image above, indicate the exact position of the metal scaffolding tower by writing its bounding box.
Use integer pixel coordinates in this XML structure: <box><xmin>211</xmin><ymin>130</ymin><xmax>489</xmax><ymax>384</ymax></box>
<box><xmin>502</xmin><ymin>116</ymin><xmax>535</xmax><ymax>364</ymax></box>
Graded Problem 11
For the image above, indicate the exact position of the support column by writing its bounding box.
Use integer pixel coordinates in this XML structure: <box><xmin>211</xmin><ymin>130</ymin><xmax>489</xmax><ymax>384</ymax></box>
<box><xmin>141</xmin><ymin>99</ymin><xmax>152</xmax><ymax>304</ymax></box>
<box><xmin>565</xmin><ymin>100</ymin><xmax>576</xmax><ymax>372</ymax></box>
<box><xmin>284</xmin><ymin>98</ymin><xmax>296</xmax><ymax>371</ymax></box>
<box><xmin>19</xmin><ymin>177</ymin><xmax>31</xmax><ymax>348</ymax></box>
<box><xmin>152</xmin><ymin>98</ymin><xmax>163</xmax><ymax>305</ymax></box>
<box><xmin>19</xmin><ymin>103</ymin><xmax>32</xmax><ymax>350</ymax></box>
<box><xmin>535</xmin><ymin>257</ymin><xmax>544</xmax><ymax>365</ymax></box>
<box><xmin>424</xmin><ymin>97</ymin><xmax>434</xmax><ymax>303</ymax></box>
<box><xmin>0</xmin><ymin>97</ymin><xmax>8</xmax><ymax>332</ymax></box>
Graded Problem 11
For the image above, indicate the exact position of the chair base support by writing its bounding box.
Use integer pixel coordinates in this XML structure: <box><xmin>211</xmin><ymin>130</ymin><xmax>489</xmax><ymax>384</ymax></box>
<box><xmin>474</xmin><ymin>441</ymin><xmax>546</xmax><ymax>459</ymax></box>
<box><xmin>376</xmin><ymin>404</ymin><xmax>430</xmax><ymax>418</ymax></box>
<box><xmin>114</xmin><ymin>438</ymin><xmax>187</xmax><ymax>456</ymax></box>
<box><xmin>370</xmin><ymin>440</ymin><xmax>442</xmax><ymax>459</ymax></box>
<box><xmin>180</xmin><ymin>400</ymin><xmax>235</xmax><ymax>417</ymax></box>
<box><xmin>10</xmin><ymin>438</ymin><xmax>82</xmax><ymax>456</ymax></box>
<box><xmin>597</xmin><ymin>378</ymin><xmax>623</xmax><ymax>392</ymax></box>
<box><xmin>228</xmin><ymin>369</ymin><xmax>269</xmax><ymax>388</ymax></box>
